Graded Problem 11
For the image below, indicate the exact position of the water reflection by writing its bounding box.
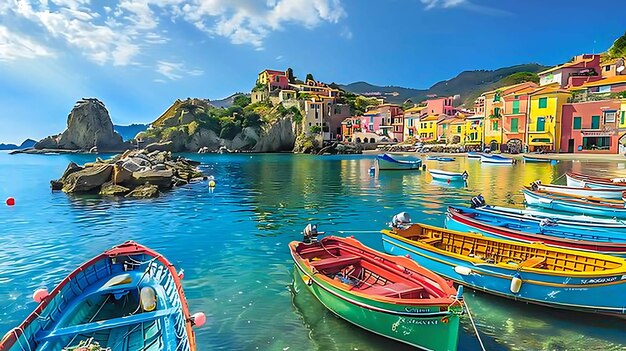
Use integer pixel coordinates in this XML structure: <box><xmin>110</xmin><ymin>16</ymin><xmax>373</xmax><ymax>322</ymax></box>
<box><xmin>1</xmin><ymin>152</ymin><xmax>626</xmax><ymax>350</ymax></box>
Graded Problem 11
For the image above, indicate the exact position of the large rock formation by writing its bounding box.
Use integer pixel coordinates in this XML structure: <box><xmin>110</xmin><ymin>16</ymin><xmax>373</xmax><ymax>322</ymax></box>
<box><xmin>35</xmin><ymin>98</ymin><xmax>129</xmax><ymax>151</ymax></box>
<box><xmin>51</xmin><ymin>150</ymin><xmax>204</xmax><ymax>197</ymax></box>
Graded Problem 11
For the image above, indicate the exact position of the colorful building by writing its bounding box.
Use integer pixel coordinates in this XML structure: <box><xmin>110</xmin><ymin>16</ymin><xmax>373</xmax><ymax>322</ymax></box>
<box><xmin>257</xmin><ymin>69</ymin><xmax>290</xmax><ymax>90</ymax></box>
<box><xmin>560</xmin><ymin>100</ymin><xmax>622</xmax><ymax>153</ymax></box>
<box><xmin>418</xmin><ymin>115</ymin><xmax>440</xmax><ymax>141</ymax></box>
<box><xmin>465</xmin><ymin>115</ymin><xmax>483</xmax><ymax>150</ymax></box>
<box><xmin>403</xmin><ymin>106</ymin><xmax>426</xmax><ymax>140</ymax></box>
<box><xmin>360</xmin><ymin>104</ymin><xmax>403</xmax><ymax>141</ymax></box>
<box><xmin>482</xmin><ymin>89</ymin><xmax>504</xmax><ymax>151</ymax></box>
<box><xmin>341</xmin><ymin>117</ymin><xmax>363</xmax><ymax>141</ymax></box>
<box><xmin>425</xmin><ymin>97</ymin><xmax>455</xmax><ymax>116</ymax></box>
<box><xmin>448</xmin><ymin>117</ymin><xmax>466</xmax><ymax>144</ymax></box>
<box><xmin>500</xmin><ymin>82</ymin><xmax>538</xmax><ymax>153</ymax></box>
<box><xmin>537</xmin><ymin>54</ymin><xmax>602</xmax><ymax>88</ymax></box>
<box><xmin>527</xmin><ymin>85</ymin><xmax>571</xmax><ymax>152</ymax></box>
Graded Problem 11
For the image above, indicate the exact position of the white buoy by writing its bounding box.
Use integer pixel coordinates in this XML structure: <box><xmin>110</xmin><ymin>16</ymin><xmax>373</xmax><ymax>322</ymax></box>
<box><xmin>510</xmin><ymin>274</ymin><xmax>523</xmax><ymax>294</ymax></box>
<box><xmin>32</xmin><ymin>288</ymin><xmax>49</xmax><ymax>303</ymax></box>
<box><xmin>454</xmin><ymin>266</ymin><xmax>473</xmax><ymax>276</ymax></box>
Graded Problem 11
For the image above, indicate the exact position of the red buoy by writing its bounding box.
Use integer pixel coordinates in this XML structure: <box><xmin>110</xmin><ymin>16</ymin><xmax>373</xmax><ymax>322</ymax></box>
<box><xmin>6</xmin><ymin>197</ymin><xmax>15</xmax><ymax>206</ymax></box>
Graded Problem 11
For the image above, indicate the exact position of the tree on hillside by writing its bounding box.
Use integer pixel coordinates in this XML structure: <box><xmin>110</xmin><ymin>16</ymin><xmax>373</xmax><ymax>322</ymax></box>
<box><xmin>287</xmin><ymin>67</ymin><xmax>296</xmax><ymax>83</ymax></box>
<box><xmin>609</xmin><ymin>31</ymin><xmax>626</xmax><ymax>58</ymax></box>
<box><xmin>500</xmin><ymin>72</ymin><xmax>539</xmax><ymax>85</ymax></box>
<box><xmin>354</xmin><ymin>96</ymin><xmax>380</xmax><ymax>115</ymax></box>
<box><xmin>305</xmin><ymin>73</ymin><xmax>315</xmax><ymax>82</ymax></box>
<box><xmin>233</xmin><ymin>94</ymin><xmax>251</xmax><ymax>108</ymax></box>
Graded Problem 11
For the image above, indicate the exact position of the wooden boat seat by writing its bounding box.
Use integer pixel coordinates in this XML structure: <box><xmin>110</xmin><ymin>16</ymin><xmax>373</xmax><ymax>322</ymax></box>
<box><xmin>363</xmin><ymin>282</ymin><xmax>424</xmax><ymax>297</ymax></box>
<box><xmin>420</xmin><ymin>237</ymin><xmax>441</xmax><ymax>245</ymax></box>
<box><xmin>310</xmin><ymin>255</ymin><xmax>360</xmax><ymax>270</ymax></box>
<box><xmin>519</xmin><ymin>257</ymin><xmax>545</xmax><ymax>268</ymax></box>
<box><xmin>36</xmin><ymin>307</ymin><xmax>177</xmax><ymax>342</ymax></box>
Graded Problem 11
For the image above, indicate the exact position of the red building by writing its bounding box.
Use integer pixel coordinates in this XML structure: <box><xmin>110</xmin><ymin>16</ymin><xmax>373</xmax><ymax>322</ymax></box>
<box><xmin>560</xmin><ymin>100</ymin><xmax>622</xmax><ymax>153</ymax></box>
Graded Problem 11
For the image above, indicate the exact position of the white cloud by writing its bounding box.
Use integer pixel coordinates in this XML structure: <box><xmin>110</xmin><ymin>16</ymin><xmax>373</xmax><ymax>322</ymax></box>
<box><xmin>340</xmin><ymin>26</ymin><xmax>352</xmax><ymax>40</ymax></box>
<box><xmin>156</xmin><ymin>60</ymin><xmax>203</xmax><ymax>80</ymax></box>
<box><xmin>0</xmin><ymin>25</ymin><xmax>54</xmax><ymax>61</ymax></box>
<box><xmin>421</xmin><ymin>0</ymin><xmax>466</xmax><ymax>10</ymax></box>
<box><xmin>275</xmin><ymin>55</ymin><xmax>283</xmax><ymax>61</ymax></box>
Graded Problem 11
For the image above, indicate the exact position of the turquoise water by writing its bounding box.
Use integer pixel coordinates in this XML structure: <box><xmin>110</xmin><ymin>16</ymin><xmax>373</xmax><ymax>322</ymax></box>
<box><xmin>1</xmin><ymin>151</ymin><xmax>626</xmax><ymax>351</ymax></box>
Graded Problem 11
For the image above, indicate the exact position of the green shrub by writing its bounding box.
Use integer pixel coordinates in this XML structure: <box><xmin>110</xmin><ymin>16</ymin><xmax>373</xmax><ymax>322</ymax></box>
<box><xmin>219</xmin><ymin>121</ymin><xmax>242</xmax><ymax>140</ymax></box>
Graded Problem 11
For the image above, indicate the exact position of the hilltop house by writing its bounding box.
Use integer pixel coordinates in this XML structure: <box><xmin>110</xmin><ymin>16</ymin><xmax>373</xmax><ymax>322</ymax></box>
<box><xmin>538</xmin><ymin>54</ymin><xmax>602</xmax><ymax>89</ymax></box>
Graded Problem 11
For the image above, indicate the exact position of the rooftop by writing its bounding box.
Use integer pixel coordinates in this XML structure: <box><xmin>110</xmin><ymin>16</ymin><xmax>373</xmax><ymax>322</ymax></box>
<box><xmin>572</xmin><ymin>75</ymin><xmax>626</xmax><ymax>89</ymax></box>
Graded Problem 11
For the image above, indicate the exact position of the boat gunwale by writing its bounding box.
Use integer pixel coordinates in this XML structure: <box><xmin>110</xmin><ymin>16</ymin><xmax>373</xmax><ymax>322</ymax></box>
<box><xmin>523</xmin><ymin>187</ymin><xmax>626</xmax><ymax>209</ymax></box>
<box><xmin>476</xmin><ymin>205</ymin><xmax>626</xmax><ymax>227</ymax></box>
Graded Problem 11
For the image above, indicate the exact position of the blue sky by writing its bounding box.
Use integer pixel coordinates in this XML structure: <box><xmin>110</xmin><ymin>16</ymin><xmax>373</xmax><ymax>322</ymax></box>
<box><xmin>0</xmin><ymin>0</ymin><xmax>624</xmax><ymax>143</ymax></box>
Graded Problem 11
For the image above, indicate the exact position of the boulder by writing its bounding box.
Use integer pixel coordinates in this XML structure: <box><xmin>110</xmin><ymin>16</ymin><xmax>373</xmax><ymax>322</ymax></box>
<box><xmin>131</xmin><ymin>169</ymin><xmax>174</xmax><ymax>188</ymax></box>
<box><xmin>62</xmin><ymin>164</ymin><xmax>113</xmax><ymax>193</ymax></box>
<box><xmin>145</xmin><ymin>141</ymin><xmax>175</xmax><ymax>152</ymax></box>
<box><xmin>112</xmin><ymin>164</ymin><xmax>133</xmax><ymax>184</ymax></box>
<box><xmin>99</xmin><ymin>182</ymin><xmax>130</xmax><ymax>196</ymax></box>
<box><xmin>36</xmin><ymin>98</ymin><xmax>129</xmax><ymax>151</ymax></box>
<box><xmin>126</xmin><ymin>184</ymin><xmax>159</xmax><ymax>198</ymax></box>
<box><xmin>253</xmin><ymin>116</ymin><xmax>297</xmax><ymax>152</ymax></box>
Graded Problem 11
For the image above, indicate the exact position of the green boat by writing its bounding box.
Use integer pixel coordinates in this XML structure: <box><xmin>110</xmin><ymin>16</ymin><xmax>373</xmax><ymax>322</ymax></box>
<box><xmin>290</xmin><ymin>232</ymin><xmax>463</xmax><ymax>351</ymax></box>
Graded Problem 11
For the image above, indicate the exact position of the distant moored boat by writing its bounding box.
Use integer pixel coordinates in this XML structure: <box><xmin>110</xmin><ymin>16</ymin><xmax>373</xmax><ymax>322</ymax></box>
<box><xmin>376</xmin><ymin>153</ymin><xmax>423</xmax><ymax>170</ymax></box>
<box><xmin>480</xmin><ymin>154</ymin><xmax>514</xmax><ymax>164</ymax></box>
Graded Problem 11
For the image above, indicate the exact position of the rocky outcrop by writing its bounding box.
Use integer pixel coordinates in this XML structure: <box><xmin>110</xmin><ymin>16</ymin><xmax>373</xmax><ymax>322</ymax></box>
<box><xmin>253</xmin><ymin>116</ymin><xmax>297</xmax><ymax>152</ymax></box>
<box><xmin>317</xmin><ymin>142</ymin><xmax>363</xmax><ymax>155</ymax></box>
<box><xmin>51</xmin><ymin>150</ymin><xmax>204</xmax><ymax>197</ymax></box>
<box><xmin>35</xmin><ymin>98</ymin><xmax>130</xmax><ymax>151</ymax></box>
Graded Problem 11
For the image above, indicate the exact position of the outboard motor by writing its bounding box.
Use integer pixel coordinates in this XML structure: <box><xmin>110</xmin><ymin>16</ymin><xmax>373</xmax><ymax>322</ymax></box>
<box><xmin>470</xmin><ymin>194</ymin><xmax>486</xmax><ymax>208</ymax></box>
<box><xmin>530</xmin><ymin>180</ymin><xmax>541</xmax><ymax>191</ymax></box>
<box><xmin>303</xmin><ymin>224</ymin><xmax>319</xmax><ymax>244</ymax></box>
<box><xmin>462</xmin><ymin>170</ymin><xmax>469</xmax><ymax>181</ymax></box>
<box><xmin>390</xmin><ymin>212</ymin><xmax>412</xmax><ymax>230</ymax></box>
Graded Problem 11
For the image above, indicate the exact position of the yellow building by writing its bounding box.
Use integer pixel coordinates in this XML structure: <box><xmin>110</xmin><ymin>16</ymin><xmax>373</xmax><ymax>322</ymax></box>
<box><xmin>482</xmin><ymin>90</ymin><xmax>504</xmax><ymax>151</ymax></box>
<box><xmin>449</xmin><ymin>118</ymin><xmax>466</xmax><ymax>144</ymax></box>
<box><xmin>527</xmin><ymin>85</ymin><xmax>571</xmax><ymax>152</ymax></box>
<box><xmin>257</xmin><ymin>69</ymin><xmax>286</xmax><ymax>85</ymax></box>
<box><xmin>465</xmin><ymin>115</ymin><xmax>483</xmax><ymax>148</ymax></box>
<box><xmin>417</xmin><ymin>115</ymin><xmax>439</xmax><ymax>141</ymax></box>
<box><xmin>403</xmin><ymin>106</ymin><xmax>425</xmax><ymax>140</ymax></box>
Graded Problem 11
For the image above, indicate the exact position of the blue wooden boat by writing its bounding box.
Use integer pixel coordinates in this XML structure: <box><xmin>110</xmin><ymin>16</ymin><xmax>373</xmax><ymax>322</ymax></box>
<box><xmin>426</xmin><ymin>156</ymin><xmax>455</xmax><ymax>162</ymax></box>
<box><xmin>480</xmin><ymin>154</ymin><xmax>514</xmax><ymax>164</ymax></box>
<box><xmin>382</xmin><ymin>221</ymin><xmax>626</xmax><ymax>316</ymax></box>
<box><xmin>0</xmin><ymin>241</ymin><xmax>203</xmax><ymax>351</ymax></box>
<box><xmin>445</xmin><ymin>207</ymin><xmax>626</xmax><ymax>255</ymax></box>
<box><xmin>522</xmin><ymin>187</ymin><xmax>626</xmax><ymax>219</ymax></box>
<box><xmin>467</xmin><ymin>152</ymin><xmax>482</xmax><ymax>159</ymax></box>
<box><xmin>376</xmin><ymin>154</ymin><xmax>422</xmax><ymax>170</ymax></box>
<box><xmin>469</xmin><ymin>204</ymin><xmax>626</xmax><ymax>231</ymax></box>
<box><xmin>523</xmin><ymin>155</ymin><xmax>557</xmax><ymax>164</ymax></box>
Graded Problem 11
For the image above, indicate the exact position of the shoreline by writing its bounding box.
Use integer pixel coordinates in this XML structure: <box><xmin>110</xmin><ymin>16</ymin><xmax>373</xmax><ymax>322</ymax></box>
<box><xmin>363</xmin><ymin>149</ymin><xmax>626</xmax><ymax>162</ymax></box>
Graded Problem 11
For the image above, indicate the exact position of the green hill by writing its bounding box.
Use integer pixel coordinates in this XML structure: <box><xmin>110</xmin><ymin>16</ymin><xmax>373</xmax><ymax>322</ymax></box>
<box><xmin>340</xmin><ymin>63</ymin><xmax>548</xmax><ymax>106</ymax></box>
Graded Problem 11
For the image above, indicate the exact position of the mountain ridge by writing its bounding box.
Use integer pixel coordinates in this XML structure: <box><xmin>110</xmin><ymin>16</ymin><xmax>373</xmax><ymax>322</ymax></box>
<box><xmin>339</xmin><ymin>63</ymin><xmax>549</xmax><ymax>106</ymax></box>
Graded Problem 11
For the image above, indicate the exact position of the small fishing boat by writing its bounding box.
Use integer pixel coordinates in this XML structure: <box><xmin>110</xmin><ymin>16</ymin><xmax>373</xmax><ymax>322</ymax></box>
<box><xmin>467</xmin><ymin>202</ymin><xmax>626</xmax><ymax>231</ymax></box>
<box><xmin>445</xmin><ymin>207</ymin><xmax>626</xmax><ymax>255</ymax></box>
<box><xmin>0</xmin><ymin>241</ymin><xmax>203</xmax><ymax>351</ymax></box>
<box><xmin>376</xmin><ymin>153</ymin><xmax>423</xmax><ymax>170</ymax></box>
<box><xmin>428</xmin><ymin>169</ymin><xmax>468</xmax><ymax>182</ymax></box>
<box><xmin>467</xmin><ymin>152</ymin><xmax>482</xmax><ymax>159</ymax></box>
<box><xmin>426</xmin><ymin>156</ymin><xmax>455</xmax><ymax>162</ymax></box>
<box><xmin>381</xmin><ymin>218</ymin><xmax>626</xmax><ymax>316</ymax></box>
<box><xmin>522</xmin><ymin>187</ymin><xmax>626</xmax><ymax>219</ymax></box>
<box><xmin>290</xmin><ymin>227</ymin><xmax>463</xmax><ymax>351</ymax></box>
<box><xmin>566</xmin><ymin>172</ymin><xmax>626</xmax><ymax>190</ymax></box>
<box><xmin>531</xmin><ymin>180</ymin><xmax>624</xmax><ymax>199</ymax></box>
<box><xmin>480</xmin><ymin>154</ymin><xmax>514</xmax><ymax>164</ymax></box>
<box><xmin>523</xmin><ymin>155</ymin><xmax>557</xmax><ymax>164</ymax></box>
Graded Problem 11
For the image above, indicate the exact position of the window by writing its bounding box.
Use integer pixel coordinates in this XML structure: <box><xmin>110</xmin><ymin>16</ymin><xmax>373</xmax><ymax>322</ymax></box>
<box><xmin>457</xmin><ymin>126</ymin><xmax>461</xmax><ymax>133</ymax></box>
<box><xmin>430</xmin><ymin>122</ymin><xmax>433</xmax><ymax>128</ymax></box>
<box><xmin>591</xmin><ymin>115</ymin><xmax>600</xmax><ymax>129</ymax></box>
<box><xmin>514</xmin><ymin>95</ymin><xmax>520</xmax><ymax>100</ymax></box>
<box><xmin>511</xmin><ymin>118</ymin><xmax>519</xmax><ymax>132</ymax></box>
<box><xmin>494</xmin><ymin>107</ymin><xmax>500</xmax><ymax>117</ymax></box>
<box><xmin>605</xmin><ymin>65</ymin><xmax>611</xmax><ymax>72</ymax></box>
<box><xmin>492</xmin><ymin>120</ymin><xmax>499</xmax><ymax>131</ymax></box>
<box><xmin>622</xmin><ymin>111</ymin><xmax>625</xmax><ymax>125</ymax></box>
<box><xmin>605</xmin><ymin>112</ymin><xmax>616</xmax><ymax>123</ymax></box>
<box><xmin>537</xmin><ymin>117</ymin><xmax>545</xmax><ymax>132</ymax></box>
<box><xmin>573</xmin><ymin>117</ymin><xmax>582</xmax><ymax>130</ymax></box>
<box><xmin>598</xmin><ymin>86</ymin><xmax>611</xmax><ymax>93</ymax></box>
<box><xmin>538</xmin><ymin>97</ymin><xmax>547</xmax><ymax>108</ymax></box>
<box><xmin>512</xmin><ymin>100</ymin><xmax>520</xmax><ymax>114</ymax></box>
<box><xmin>429</xmin><ymin>132</ymin><xmax>433</xmax><ymax>138</ymax></box>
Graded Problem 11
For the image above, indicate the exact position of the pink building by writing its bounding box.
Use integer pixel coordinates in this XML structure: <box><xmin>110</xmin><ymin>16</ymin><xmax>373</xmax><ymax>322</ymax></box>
<box><xmin>538</xmin><ymin>54</ymin><xmax>602</xmax><ymax>89</ymax></box>
<box><xmin>360</xmin><ymin>104</ymin><xmax>403</xmax><ymax>141</ymax></box>
<box><xmin>425</xmin><ymin>97</ymin><xmax>455</xmax><ymax>116</ymax></box>
<box><xmin>560</xmin><ymin>100</ymin><xmax>622</xmax><ymax>154</ymax></box>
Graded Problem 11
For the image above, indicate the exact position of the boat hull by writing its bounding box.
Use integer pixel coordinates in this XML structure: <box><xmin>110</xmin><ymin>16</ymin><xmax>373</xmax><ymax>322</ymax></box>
<box><xmin>428</xmin><ymin>170</ymin><xmax>466</xmax><ymax>181</ymax></box>
<box><xmin>523</xmin><ymin>188</ymin><xmax>626</xmax><ymax>219</ymax></box>
<box><xmin>480</xmin><ymin>155</ymin><xmax>513</xmax><ymax>164</ymax></box>
<box><xmin>537</xmin><ymin>183</ymin><xmax>623</xmax><ymax>199</ymax></box>
<box><xmin>292</xmin><ymin>262</ymin><xmax>461</xmax><ymax>351</ymax></box>
<box><xmin>377</xmin><ymin>154</ymin><xmax>422</xmax><ymax>170</ymax></box>
<box><xmin>523</xmin><ymin>156</ymin><xmax>553</xmax><ymax>163</ymax></box>
<box><xmin>566</xmin><ymin>173</ymin><xmax>626</xmax><ymax>190</ymax></box>
<box><xmin>382</xmin><ymin>232</ymin><xmax>626</xmax><ymax>316</ymax></box>
<box><xmin>467</xmin><ymin>152</ymin><xmax>482</xmax><ymax>159</ymax></box>
<box><xmin>477</xmin><ymin>205</ymin><xmax>626</xmax><ymax>228</ymax></box>
<box><xmin>444</xmin><ymin>210</ymin><xmax>626</xmax><ymax>256</ymax></box>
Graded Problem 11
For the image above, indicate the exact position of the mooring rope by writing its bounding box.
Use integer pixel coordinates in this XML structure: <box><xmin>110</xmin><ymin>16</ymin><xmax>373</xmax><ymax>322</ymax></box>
<box><xmin>464</xmin><ymin>299</ymin><xmax>486</xmax><ymax>351</ymax></box>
